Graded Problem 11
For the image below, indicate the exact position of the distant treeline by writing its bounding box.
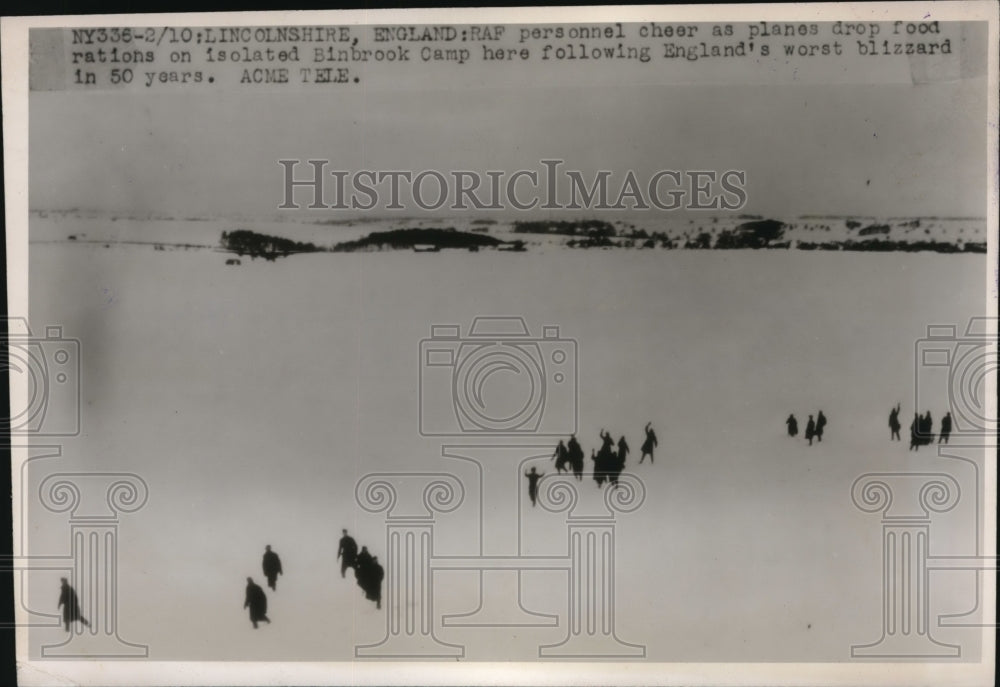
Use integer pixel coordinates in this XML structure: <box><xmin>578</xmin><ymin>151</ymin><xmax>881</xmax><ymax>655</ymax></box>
<box><xmin>511</xmin><ymin>217</ymin><xmax>984</xmax><ymax>253</ymax></box>
<box><xmin>332</xmin><ymin>227</ymin><xmax>518</xmax><ymax>252</ymax></box>
<box><xmin>799</xmin><ymin>240</ymin><xmax>985</xmax><ymax>253</ymax></box>
<box><xmin>220</xmin><ymin>221</ymin><xmax>985</xmax><ymax>259</ymax></box>
<box><xmin>220</xmin><ymin>229</ymin><xmax>321</xmax><ymax>260</ymax></box>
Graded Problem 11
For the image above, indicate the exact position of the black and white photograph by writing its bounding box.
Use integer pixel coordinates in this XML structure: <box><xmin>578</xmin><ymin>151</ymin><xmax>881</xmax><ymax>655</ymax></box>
<box><xmin>3</xmin><ymin>3</ymin><xmax>997</xmax><ymax>685</ymax></box>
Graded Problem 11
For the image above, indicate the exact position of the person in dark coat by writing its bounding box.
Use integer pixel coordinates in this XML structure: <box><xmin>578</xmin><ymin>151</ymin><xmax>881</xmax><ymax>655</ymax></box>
<box><xmin>591</xmin><ymin>449</ymin><xmax>605</xmax><ymax>487</ymax></box>
<box><xmin>337</xmin><ymin>529</ymin><xmax>358</xmax><ymax>578</ymax></box>
<box><xmin>262</xmin><ymin>545</ymin><xmax>282</xmax><ymax>591</ymax></box>
<box><xmin>567</xmin><ymin>435</ymin><xmax>585</xmax><ymax>480</ymax></box>
<box><xmin>354</xmin><ymin>545</ymin><xmax>374</xmax><ymax>591</ymax></box>
<box><xmin>599</xmin><ymin>429</ymin><xmax>615</xmax><ymax>455</ymax></box>
<box><xmin>607</xmin><ymin>450</ymin><xmax>624</xmax><ymax>488</ymax></box>
<box><xmin>57</xmin><ymin>578</ymin><xmax>89</xmax><ymax>632</ymax></box>
<box><xmin>888</xmin><ymin>404</ymin><xmax>901</xmax><ymax>441</ymax></box>
<box><xmin>815</xmin><ymin>411</ymin><xmax>827</xmax><ymax>442</ymax></box>
<box><xmin>919</xmin><ymin>411</ymin><xmax>933</xmax><ymax>445</ymax></box>
<box><xmin>939</xmin><ymin>412</ymin><xmax>952</xmax><ymax>443</ymax></box>
<box><xmin>355</xmin><ymin>547</ymin><xmax>383</xmax><ymax>605</ymax></box>
<box><xmin>909</xmin><ymin>413</ymin><xmax>920</xmax><ymax>451</ymax></box>
<box><xmin>356</xmin><ymin>546</ymin><xmax>373</xmax><ymax>573</ymax></box>
<box><xmin>785</xmin><ymin>414</ymin><xmax>798</xmax><ymax>438</ymax></box>
<box><xmin>524</xmin><ymin>467</ymin><xmax>544</xmax><ymax>507</ymax></box>
<box><xmin>567</xmin><ymin>435</ymin><xmax>584</xmax><ymax>481</ymax></box>
<box><xmin>805</xmin><ymin>415</ymin><xmax>816</xmax><ymax>446</ymax></box>
<box><xmin>368</xmin><ymin>556</ymin><xmax>384</xmax><ymax>609</ymax></box>
<box><xmin>640</xmin><ymin>422</ymin><xmax>658</xmax><ymax>463</ymax></box>
<box><xmin>551</xmin><ymin>440</ymin><xmax>569</xmax><ymax>474</ymax></box>
<box><xmin>617</xmin><ymin>435</ymin><xmax>630</xmax><ymax>467</ymax></box>
<box><xmin>244</xmin><ymin>577</ymin><xmax>270</xmax><ymax>629</ymax></box>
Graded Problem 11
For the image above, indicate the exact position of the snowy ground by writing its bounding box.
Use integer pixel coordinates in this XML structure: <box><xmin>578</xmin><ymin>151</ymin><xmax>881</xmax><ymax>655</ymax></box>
<box><xmin>23</xmin><ymin>215</ymin><xmax>988</xmax><ymax>661</ymax></box>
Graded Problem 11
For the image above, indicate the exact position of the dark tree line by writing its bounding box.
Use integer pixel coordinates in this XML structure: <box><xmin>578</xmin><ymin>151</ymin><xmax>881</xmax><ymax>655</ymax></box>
<box><xmin>332</xmin><ymin>227</ymin><xmax>506</xmax><ymax>252</ymax></box>
<box><xmin>220</xmin><ymin>230</ymin><xmax>321</xmax><ymax>261</ymax></box>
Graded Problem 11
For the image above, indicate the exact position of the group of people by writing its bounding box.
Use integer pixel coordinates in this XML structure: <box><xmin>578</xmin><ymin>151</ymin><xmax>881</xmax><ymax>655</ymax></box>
<box><xmin>590</xmin><ymin>429</ymin><xmax>630</xmax><ymax>488</ymax></box>
<box><xmin>785</xmin><ymin>411</ymin><xmax>828</xmax><ymax>446</ymax></box>
<box><xmin>338</xmin><ymin>529</ymin><xmax>384</xmax><ymax>609</ymax></box>
<box><xmin>244</xmin><ymin>544</ymin><xmax>283</xmax><ymax>629</ymax></box>
<box><xmin>526</xmin><ymin>424</ymin><xmax>659</xmax><ymax>506</ymax></box>
<box><xmin>786</xmin><ymin>404</ymin><xmax>956</xmax><ymax>450</ymax></box>
<box><xmin>888</xmin><ymin>403</ymin><xmax>953</xmax><ymax>449</ymax></box>
<box><xmin>241</xmin><ymin>533</ymin><xmax>385</xmax><ymax>629</ymax></box>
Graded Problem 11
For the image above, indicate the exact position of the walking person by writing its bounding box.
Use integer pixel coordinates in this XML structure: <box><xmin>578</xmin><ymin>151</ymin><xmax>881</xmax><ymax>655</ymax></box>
<box><xmin>591</xmin><ymin>449</ymin><xmax>605</xmax><ymax>488</ymax></box>
<box><xmin>524</xmin><ymin>466</ymin><xmax>544</xmax><ymax>507</ymax></box>
<box><xmin>617</xmin><ymin>435</ymin><xmax>630</xmax><ymax>467</ymax></box>
<box><xmin>785</xmin><ymin>414</ymin><xmax>798</xmax><ymax>438</ymax></box>
<box><xmin>939</xmin><ymin>412</ymin><xmax>952</xmax><ymax>444</ymax></box>
<box><xmin>551</xmin><ymin>440</ymin><xmax>569</xmax><ymax>474</ymax></box>
<box><xmin>815</xmin><ymin>411</ymin><xmax>827</xmax><ymax>443</ymax></box>
<box><xmin>337</xmin><ymin>529</ymin><xmax>358</xmax><ymax>579</ymax></box>
<box><xmin>244</xmin><ymin>577</ymin><xmax>270</xmax><ymax>629</ymax></box>
<box><xmin>368</xmin><ymin>556</ymin><xmax>384</xmax><ymax>609</ymax></box>
<box><xmin>889</xmin><ymin>403</ymin><xmax>901</xmax><ymax>441</ymax></box>
<box><xmin>640</xmin><ymin>422</ymin><xmax>658</xmax><ymax>463</ymax></box>
<box><xmin>262</xmin><ymin>545</ymin><xmax>283</xmax><ymax>591</ymax></box>
<box><xmin>608</xmin><ymin>450</ymin><xmax>624</xmax><ymax>488</ymax></box>
<box><xmin>805</xmin><ymin>415</ymin><xmax>816</xmax><ymax>446</ymax></box>
<box><xmin>57</xmin><ymin>578</ymin><xmax>90</xmax><ymax>632</ymax></box>
<box><xmin>919</xmin><ymin>411</ymin><xmax>933</xmax><ymax>445</ymax></box>
<box><xmin>567</xmin><ymin>434</ymin><xmax>584</xmax><ymax>481</ymax></box>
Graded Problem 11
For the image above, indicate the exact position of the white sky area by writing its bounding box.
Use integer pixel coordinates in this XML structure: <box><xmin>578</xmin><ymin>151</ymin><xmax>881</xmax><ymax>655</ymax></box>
<box><xmin>30</xmin><ymin>80</ymin><xmax>986</xmax><ymax>220</ymax></box>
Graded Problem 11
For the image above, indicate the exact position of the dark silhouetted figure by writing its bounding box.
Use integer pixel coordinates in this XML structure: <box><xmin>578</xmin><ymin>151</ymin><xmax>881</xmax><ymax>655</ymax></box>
<box><xmin>567</xmin><ymin>435</ymin><xmax>584</xmax><ymax>481</ymax></box>
<box><xmin>524</xmin><ymin>467</ymin><xmax>544</xmax><ymax>507</ymax></box>
<box><xmin>786</xmin><ymin>414</ymin><xmax>798</xmax><ymax>438</ymax></box>
<box><xmin>617</xmin><ymin>435</ymin><xmax>630</xmax><ymax>467</ymax></box>
<box><xmin>919</xmin><ymin>411</ymin><xmax>933</xmax><ymax>445</ymax></box>
<box><xmin>939</xmin><ymin>412</ymin><xmax>952</xmax><ymax>444</ymax></box>
<box><xmin>244</xmin><ymin>577</ymin><xmax>270</xmax><ymax>629</ymax></box>
<box><xmin>640</xmin><ymin>422</ymin><xmax>658</xmax><ymax>463</ymax></box>
<box><xmin>889</xmin><ymin>404</ymin><xmax>901</xmax><ymax>441</ymax></box>
<box><xmin>591</xmin><ymin>449</ymin><xmax>605</xmax><ymax>487</ymax></box>
<box><xmin>552</xmin><ymin>440</ymin><xmax>569</xmax><ymax>474</ymax></box>
<box><xmin>368</xmin><ymin>556</ymin><xmax>384</xmax><ymax>609</ymax></box>
<box><xmin>607</xmin><ymin>450</ymin><xmax>625</xmax><ymax>488</ymax></box>
<box><xmin>815</xmin><ymin>411</ymin><xmax>827</xmax><ymax>442</ymax></box>
<box><xmin>337</xmin><ymin>529</ymin><xmax>358</xmax><ymax>578</ymax></box>
<box><xmin>355</xmin><ymin>549</ymin><xmax>384</xmax><ymax>608</ymax></box>
<box><xmin>58</xmin><ymin>578</ymin><xmax>89</xmax><ymax>632</ymax></box>
<box><xmin>355</xmin><ymin>546</ymin><xmax>373</xmax><ymax>588</ymax></box>
<box><xmin>262</xmin><ymin>545</ymin><xmax>282</xmax><ymax>591</ymax></box>
<box><xmin>595</xmin><ymin>429</ymin><xmax>617</xmax><ymax>486</ymax></box>
<box><xmin>909</xmin><ymin>413</ymin><xmax>920</xmax><ymax>451</ymax></box>
<box><xmin>599</xmin><ymin>429</ymin><xmax>615</xmax><ymax>456</ymax></box>
<box><xmin>805</xmin><ymin>415</ymin><xmax>816</xmax><ymax>446</ymax></box>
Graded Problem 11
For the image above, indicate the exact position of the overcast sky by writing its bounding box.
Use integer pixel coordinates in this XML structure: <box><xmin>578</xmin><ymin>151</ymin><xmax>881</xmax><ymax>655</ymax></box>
<box><xmin>29</xmin><ymin>28</ymin><xmax>987</xmax><ymax>221</ymax></box>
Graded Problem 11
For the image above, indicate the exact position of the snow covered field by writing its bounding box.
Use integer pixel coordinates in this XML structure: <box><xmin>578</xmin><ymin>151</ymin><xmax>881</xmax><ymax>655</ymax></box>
<box><xmin>24</xmin><ymin>216</ymin><xmax>987</xmax><ymax>661</ymax></box>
